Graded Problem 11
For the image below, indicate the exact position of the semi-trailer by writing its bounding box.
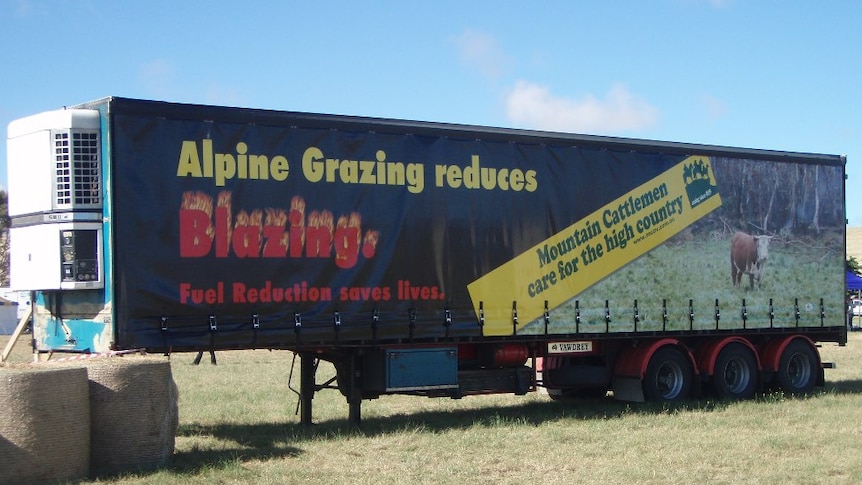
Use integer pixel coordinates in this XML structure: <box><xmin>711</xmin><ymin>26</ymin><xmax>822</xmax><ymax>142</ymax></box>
<box><xmin>5</xmin><ymin>97</ymin><xmax>847</xmax><ymax>424</ymax></box>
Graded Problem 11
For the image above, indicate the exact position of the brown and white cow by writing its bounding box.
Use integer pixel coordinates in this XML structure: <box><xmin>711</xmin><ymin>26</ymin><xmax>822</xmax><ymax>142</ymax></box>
<box><xmin>731</xmin><ymin>231</ymin><xmax>772</xmax><ymax>290</ymax></box>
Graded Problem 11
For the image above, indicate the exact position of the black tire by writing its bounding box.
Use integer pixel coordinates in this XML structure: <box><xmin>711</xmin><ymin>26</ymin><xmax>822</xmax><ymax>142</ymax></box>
<box><xmin>712</xmin><ymin>343</ymin><xmax>758</xmax><ymax>400</ymax></box>
<box><xmin>775</xmin><ymin>339</ymin><xmax>818</xmax><ymax>395</ymax></box>
<box><xmin>643</xmin><ymin>347</ymin><xmax>693</xmax><ymax>402</ymax></box>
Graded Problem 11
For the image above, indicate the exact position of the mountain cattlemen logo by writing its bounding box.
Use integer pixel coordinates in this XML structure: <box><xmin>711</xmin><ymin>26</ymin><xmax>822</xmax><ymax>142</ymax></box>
<box><xmin>683</xmin><ymin>156</ymin><xmax>719</xmax><ymax>209</ymax></box>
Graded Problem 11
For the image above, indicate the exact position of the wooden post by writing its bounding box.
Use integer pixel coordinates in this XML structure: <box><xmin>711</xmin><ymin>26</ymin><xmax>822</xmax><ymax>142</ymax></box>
<box><xmin>1</xmin><ymin>306</ymin><xmax>33</xmax><ymax>363</ymax></box>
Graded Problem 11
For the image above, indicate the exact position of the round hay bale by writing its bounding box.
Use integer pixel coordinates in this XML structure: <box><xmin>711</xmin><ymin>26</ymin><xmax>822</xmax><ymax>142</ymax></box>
<box><xmin>0</xmin><ymin>365</ymin><xmax>90</xmax><ymax>484</ymax></box>
<box><xmin>84</xmin><ymin>356</ymin><xmax>178</xmax><ymax>476</ymax></box>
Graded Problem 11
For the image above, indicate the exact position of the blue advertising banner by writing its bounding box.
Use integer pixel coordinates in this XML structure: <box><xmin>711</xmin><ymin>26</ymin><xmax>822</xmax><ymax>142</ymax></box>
<box><xmin>104</xmin><ymin>99</ymin><xmax>845</xmax><ymax>350</ymax></box>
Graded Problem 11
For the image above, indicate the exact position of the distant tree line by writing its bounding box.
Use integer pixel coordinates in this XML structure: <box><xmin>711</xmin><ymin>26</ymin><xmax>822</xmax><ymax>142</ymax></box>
<box><xmin>849</xmin><ymin>256</ymin><xmax>861</xmax><ymax>275</ymax></box>
<box><xmin>714</xmin><ymin>158</ymin><xmax>844</xmax><ymax>235</ymax></box>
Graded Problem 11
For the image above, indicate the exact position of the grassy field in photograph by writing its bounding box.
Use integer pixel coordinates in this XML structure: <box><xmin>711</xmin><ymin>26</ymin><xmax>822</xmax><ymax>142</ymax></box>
<box><xmin>3</xmin><ymin>331</ymin><xmax>862</xmax><ymax>484</ymax></box>
<box><xmin>524</xmin><ymin>232</ymin><xmax>845</xmax><ymax>334</ymax></box>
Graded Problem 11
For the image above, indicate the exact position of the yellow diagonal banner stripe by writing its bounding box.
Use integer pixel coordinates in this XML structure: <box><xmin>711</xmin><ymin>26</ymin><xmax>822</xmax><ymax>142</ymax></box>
<box><xmin>468</xmin><ymin>155</ymin><xmax>723</xmax><ymax>336</ymax></box>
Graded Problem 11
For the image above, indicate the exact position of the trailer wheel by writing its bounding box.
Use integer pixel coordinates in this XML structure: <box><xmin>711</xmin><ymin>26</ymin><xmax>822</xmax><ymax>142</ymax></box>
<box><xmin>712</xmin><ymin>343</ymin><xmax>757</xmax><ymax>400</ymax></box>
<box><xmin>775</xmin><ymin>339</ymin><xmax>818</xmax><ymax>395</ymax></box>
<box><xmin>643</xmin><ymin>347</ymin><xmax>692</xmax><ymax>402</ymax></box>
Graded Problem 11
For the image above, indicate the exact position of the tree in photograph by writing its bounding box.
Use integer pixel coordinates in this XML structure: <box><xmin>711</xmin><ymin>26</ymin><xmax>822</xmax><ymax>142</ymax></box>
<box><xmin>810</xmin><ymin>165</ymin><xmax>820</xmax><ymax>233</ymax></box>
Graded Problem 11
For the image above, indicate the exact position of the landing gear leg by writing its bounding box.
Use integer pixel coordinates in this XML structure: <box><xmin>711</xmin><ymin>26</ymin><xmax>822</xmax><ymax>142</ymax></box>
<box><xmin>300</xmin><ymin>352</ymin><xmax>315</xmax><ymax>426</ymax></box>
<box><xmin>347</xmin><ymin>351</ymin><xmax>362</xmax><ymax>427</ymax></box>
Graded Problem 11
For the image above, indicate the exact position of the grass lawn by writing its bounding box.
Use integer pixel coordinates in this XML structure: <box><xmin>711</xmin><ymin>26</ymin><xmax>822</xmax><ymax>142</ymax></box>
<box><xmin>2</xmin><ymin>330</ymin><xmax>862</xmax><ymax>484</ymax></box>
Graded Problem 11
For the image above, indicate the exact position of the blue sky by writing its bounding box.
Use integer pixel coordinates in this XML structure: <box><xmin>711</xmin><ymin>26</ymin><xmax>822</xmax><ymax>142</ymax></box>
<box><xmin>3</xmin><ymin>1</ymin><xmax>862</xmax><ymax>223</ymax></box>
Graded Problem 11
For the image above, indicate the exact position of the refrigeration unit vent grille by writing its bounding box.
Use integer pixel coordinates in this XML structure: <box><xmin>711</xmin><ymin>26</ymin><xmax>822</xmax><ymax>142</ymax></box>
<box><xmin>54</xmin><ymin>130</ymin><xmax>101</xmax><ymax>209</ymax></box>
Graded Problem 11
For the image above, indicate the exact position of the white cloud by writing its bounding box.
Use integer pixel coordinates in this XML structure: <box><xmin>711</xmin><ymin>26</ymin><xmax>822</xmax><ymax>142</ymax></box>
<box><xmin>676</xmin><ymin>0</ymin><xmax>734</xmax><ymax>8</ymax></box>
<box><xmin>14</xmin><ymin>0</ymin><xmax>48</xmax><ymax>17</ymax></box>
<box><xmin>137</xmin><ymin>60</ymin><xmax>245</xmax><ymax>106</ymax></box>
<box><xmin>452</xmin><ymin>29</ymin><xmax>509</xmax><ymax>79</ymax></box>
<box><xmin>139</xmin><ymin>59</ymin><xmax>176</xmax><ymax>98</ymax></box>
<box><xmin>505</xmin><ymin>80</ymin><xmax>658</xmax><ymax>134</ymax></box>
<box><xmin>204</xmin><ymin>84</ymin><xmax>245</xmax><ymax>107</ymax></box>
<box><xmin>701</xmin><ymin>94</ymin><xmax>727</xmax><ymax>120</ymax></box>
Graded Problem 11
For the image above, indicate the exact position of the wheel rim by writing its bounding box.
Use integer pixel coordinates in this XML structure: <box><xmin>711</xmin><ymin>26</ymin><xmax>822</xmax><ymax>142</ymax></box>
<box><xmin>787</xmin><ymin>352</ymin><xmax>812</xmax><ymax>389</ymax></box>
<box><xmin>722</xmin><ymin>356</ymin><xmax>751</xmax><ymax>394</ymax></box>
<box><xmin>655</xmin><ymin>360</ymin><xmax>685</xmax><ymax>399</ymax></box>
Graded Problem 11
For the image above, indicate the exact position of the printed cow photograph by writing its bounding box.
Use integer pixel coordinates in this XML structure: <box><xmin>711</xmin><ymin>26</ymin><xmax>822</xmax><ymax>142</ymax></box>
<box><xmin>731</xmin><ymin>231</ymin><xmax>772</xmax><ymax>290</ymax></box>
